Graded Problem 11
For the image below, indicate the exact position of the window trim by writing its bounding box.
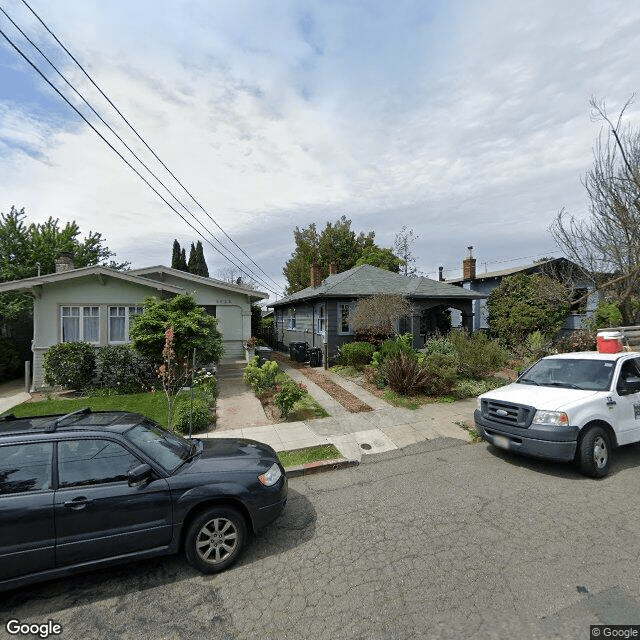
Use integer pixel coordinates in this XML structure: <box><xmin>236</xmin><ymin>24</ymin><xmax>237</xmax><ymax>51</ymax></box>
<box><xmin>108</xmin><ymin>305</ymin><xmax>144</xmax><ymax>344</ymax></box>
<box><xmin>316</xmin><ymin>305</ymin><xmax>325</xmax><ymax>334</ymax></box>
<box><xmin>287</xmin><ymin>308</ymin><xmax>296</xmax><ymax>330</ymax></box>
<box><xmin>60</xmin><ymin>305</ymin><xmax>100</xmax><ymax>344</ymax></box>
<box><xmin>338</xmin><ymin>303</ymin><xmax>353</xmax><ymax>335</ymax></box>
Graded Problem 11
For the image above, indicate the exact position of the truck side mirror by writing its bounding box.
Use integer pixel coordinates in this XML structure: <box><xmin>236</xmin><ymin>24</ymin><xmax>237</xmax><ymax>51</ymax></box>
<box><xmin>619</xmin><ymin>375</ymin><xmax>640</xmax><ymax>395</ymax></box>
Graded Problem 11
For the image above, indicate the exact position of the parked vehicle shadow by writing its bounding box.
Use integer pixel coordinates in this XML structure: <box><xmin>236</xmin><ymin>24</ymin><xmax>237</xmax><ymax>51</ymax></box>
<box><xmin>0</xmin><ymin>488</ymin><xmax>316</xmax><ymax>613</ymax></box>
<box><xmin>484</xmin><ymin>441</ymin><xmax>640</xmax><ymax>479</ymax></box>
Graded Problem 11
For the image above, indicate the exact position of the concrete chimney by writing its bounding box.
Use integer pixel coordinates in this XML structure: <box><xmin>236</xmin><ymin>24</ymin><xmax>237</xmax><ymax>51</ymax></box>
<box><xmin>310</xmin><ymin>260</ymin><xmax>322</xmax><ymax>288</ymax></box>
<box><xmin>55</xmin><ymin>252</ymin><xmax>75</xmax><ymax>273</ymax></box>
<box><xmin>463</xmin><ymin>246</ymin><xmax>476</xmax><ymax>281</ymax></box>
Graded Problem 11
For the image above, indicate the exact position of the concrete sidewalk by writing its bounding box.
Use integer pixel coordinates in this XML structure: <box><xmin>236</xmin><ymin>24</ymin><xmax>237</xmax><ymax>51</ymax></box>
<box><xmin>208</xmin><ymin>356</ymin><xmax>476</xmax><ymax>463</ymax></box>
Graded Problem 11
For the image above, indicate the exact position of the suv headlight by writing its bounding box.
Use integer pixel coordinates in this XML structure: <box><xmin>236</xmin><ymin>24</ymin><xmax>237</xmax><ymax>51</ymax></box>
<box><xmin>532</xmin><ymin>410</ymin><xmax>569</xmax><ymax>426</ymax></box>
<box><xmin>258</xmin><ymin>463</ymin><xmax>282</xmax><ymax>486</ymax></box>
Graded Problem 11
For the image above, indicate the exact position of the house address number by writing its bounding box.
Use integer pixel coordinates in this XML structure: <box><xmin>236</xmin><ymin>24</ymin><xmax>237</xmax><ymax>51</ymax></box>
<box><xmin>216</xmin><ymin>298</ymin><xmax>232</xmax><ymax>304</ymax></box>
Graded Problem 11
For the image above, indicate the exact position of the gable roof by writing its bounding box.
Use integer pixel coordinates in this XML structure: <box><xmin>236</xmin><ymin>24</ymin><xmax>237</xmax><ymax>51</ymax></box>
<box><xmin>445</xmin><ymin>257</ymin><xmax>585</xmax><ymax>284</ymax></box>
<box><xmin>0</xmin><ymin>264</ymin><xmax>268</xmax><ymax>301</ymax></box>
<box><xmin>129</xmin><ymin>266</ymin><xmax>267</xmax><ymax>300</ymax></box>
<box><xmin>270</xmin><ymin>264</ymin><xmax>484</xmax><ymax>308</ymax></box>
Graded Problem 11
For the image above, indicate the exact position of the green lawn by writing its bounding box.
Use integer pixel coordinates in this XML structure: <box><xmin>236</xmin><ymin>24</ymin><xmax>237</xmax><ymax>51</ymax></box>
<box><xmin>5</xmin><ymin>392</ymin><xmax>170</xmax><ymax>427</ymax></box>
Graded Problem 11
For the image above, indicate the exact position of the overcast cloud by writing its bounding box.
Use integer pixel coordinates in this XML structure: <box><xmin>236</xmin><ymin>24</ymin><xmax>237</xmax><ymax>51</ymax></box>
<box><xmin>1</xmin><ymin>0</ymin><xmax>640</xmax><ymax>301</ymax></box>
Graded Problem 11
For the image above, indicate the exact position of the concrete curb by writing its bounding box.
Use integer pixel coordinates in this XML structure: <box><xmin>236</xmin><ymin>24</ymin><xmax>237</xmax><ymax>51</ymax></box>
<box><xmin>284</xmin><ymin>457</ymin><xmax>359</xmax><ymax>478</ymax></box>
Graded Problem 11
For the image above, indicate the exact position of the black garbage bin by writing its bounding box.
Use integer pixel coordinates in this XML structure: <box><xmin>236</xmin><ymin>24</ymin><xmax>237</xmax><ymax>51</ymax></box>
<box><xmin>289</xmin><ymin>342</ymin><xmax>308</xmax><ymax>362</ymax></box>
<box><xmin>296</xmin><ymin>342</ymin><xmax>309</xmax><ymax>362</ymax></box>
<box><xmin>309</xmin><ymin>347</ymin><xmax>323</xmax><ymax>367</ymax></box>
<box><xmin>255</xmin><ymin>346</ymin><xmax>272</xmax><ymax>365</ymax></box>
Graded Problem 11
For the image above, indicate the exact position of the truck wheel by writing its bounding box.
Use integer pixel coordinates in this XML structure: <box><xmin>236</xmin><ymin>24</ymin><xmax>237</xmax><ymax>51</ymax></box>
<box><xmin>185</xmin><ymin>507</ymin><xmax>246</xmax><ymax>573</ymax></box>
<box><xmin>578</xmin><ymin>426</ymin><xmax>610</xmax><ymax>478</ymax></box>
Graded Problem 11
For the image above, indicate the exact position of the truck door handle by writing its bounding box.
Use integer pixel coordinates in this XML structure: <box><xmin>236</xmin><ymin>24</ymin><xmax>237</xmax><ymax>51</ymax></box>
<box><xmin>64</xmin><ymin>497</ymin><xmax>93</xmax><ymax>510</ymax></box>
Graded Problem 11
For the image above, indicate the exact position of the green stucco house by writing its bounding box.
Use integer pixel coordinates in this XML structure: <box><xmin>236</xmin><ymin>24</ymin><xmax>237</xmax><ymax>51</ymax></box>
<box><xmin>0</xmin><ymin>256</ymin><xmax>267</xmax><ymax>390</ymax></box>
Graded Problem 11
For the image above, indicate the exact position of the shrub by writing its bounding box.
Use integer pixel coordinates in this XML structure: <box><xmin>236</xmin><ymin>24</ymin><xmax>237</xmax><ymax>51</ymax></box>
<box><xmin>383</xmin><ymin>354</ymin><xmax>430</xmax><ymax>396</ymax></box>
<box><xmin>486</xmin><ymin>273</ymin><xmax>570</xmax><ymax>346</ymax></box>
<box><xmin>0</xmin><ymin>338</ymin><xmax>21</xmax><ymax>382</ymax></box>
<box><xmin>364</xmin><ymin>364</ymin><xmax>387</xmax><ymax>389</ymax></box>
<box><xmin>553</xmin><ymin>328</ymin><xmax>597</xmax><ymax>353</ymax></box>
<box><xmin>243</xmin><ymin>357</ymin><xmax>279</xmax><ymax>394</ymax></box>
<box><xmin>193</xmin><ymin>368</ymin><xmax>217</xmax><ymax>404</ymax></box>
<box><xmin>339</xmin><ymin>341</ymin><xmax>376</xmax><ymax>368</ymax></box>
<box><xmin>173</xmin><ymin>393</ymin><xmax>213</xmax><ymax>434</ymax></box>
<box><xmin>274</xmin><ymin>380</ymin><xmax>306</xmax><ymax>418</ymax></box>
<box><xmin>378</xmin><ymin>334</ymin><xmax>415</xmax><ymax>363</ymax></box>
<box><xmin>448</xmin><ymin>330</ymin><xmax>508</xmax><ymax>379</ymax></box>
<box><xmin>95</xmin><ymin>344</ymin><xmax>156</xmax><ymax>394</ymax></box>
<box><xmin>422</xmin><ymin>334</ymin><xmax>457</xmax><ymax>358</ymax></box>
<box><xmin>418</xmin><ymin>353</ymin><xmax>458</xmax><ymax>396</ymax></box>
<box><xmin>43</xmin><ymin>341</ymin><xmax>95</xmax><ymax>390</ymax></box>
<box><xmin>590</xmin><ymin>300</ymin><xmax>624</xmax><ymax>329</ymax></box>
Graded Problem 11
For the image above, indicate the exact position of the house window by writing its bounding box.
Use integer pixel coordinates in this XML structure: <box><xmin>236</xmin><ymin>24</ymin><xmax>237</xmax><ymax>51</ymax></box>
<box><xmin>287</xmin><ymin>309</ymin><xmax>296</xmax><ymax>330</ymax></box>
<box><xmin>340</xmin><ymin>304</ymin><xmax>350</xmax><ymax>333</ymax></box>
<box><xmin>61</xmin><ymin>306</ymin><xmax>99</xmax><ymax>343</ymax></box>
<box><xmin>109</xmin><ymin>306</ymin><xmax>144</xmax><ymax>343</ymax></box>
<box><xmin>317</xmin><ymin>306</ymin><xmax>325</xmax><ymax>334</ymax></box>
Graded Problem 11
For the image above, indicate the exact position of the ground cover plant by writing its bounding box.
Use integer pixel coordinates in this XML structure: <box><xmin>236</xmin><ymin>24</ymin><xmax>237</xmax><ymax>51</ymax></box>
<box><xmin>243</xmin><ymin>356</ymin><xmax>329</xmax><ymax>420</ymax></box>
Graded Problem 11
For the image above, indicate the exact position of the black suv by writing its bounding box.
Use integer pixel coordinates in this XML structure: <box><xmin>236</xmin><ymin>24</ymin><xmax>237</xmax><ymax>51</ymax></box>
<box><xmin>0</xmin><ymin>408</ymin><xmax>287</xmax><ymax>591</ymax></box>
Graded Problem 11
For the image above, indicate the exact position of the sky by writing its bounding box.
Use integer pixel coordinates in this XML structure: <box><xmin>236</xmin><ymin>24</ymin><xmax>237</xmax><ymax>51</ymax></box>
<box><xmin>1</xmin><ymin>0</ymin><xmax>640</xmax><ymax>302</ymax></box>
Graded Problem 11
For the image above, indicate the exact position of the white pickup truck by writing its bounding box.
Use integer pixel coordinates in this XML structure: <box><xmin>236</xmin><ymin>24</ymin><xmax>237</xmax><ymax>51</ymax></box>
<box><xmin>475</xmin><ymin>350</ymin><xmax>640</xmax><ymax>477</ymax></box>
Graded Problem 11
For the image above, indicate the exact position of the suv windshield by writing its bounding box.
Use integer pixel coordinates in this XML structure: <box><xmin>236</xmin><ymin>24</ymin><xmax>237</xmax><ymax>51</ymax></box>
<box><xmin>518</xmin><ymin>358</ymin><xmax>615</xmax><ymax>391</ymax></box>
<box><xmin>125</xmin><ymin>420</ymin><xmax>193</xmax><ymax>472</ymax></box>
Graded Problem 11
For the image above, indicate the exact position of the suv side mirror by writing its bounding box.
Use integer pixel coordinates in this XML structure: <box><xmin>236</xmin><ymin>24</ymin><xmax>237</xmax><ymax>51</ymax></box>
<box><xmin>128</xmin><ymin>463</ymin><xmax>153</xmax><ymax>486</ymax></box>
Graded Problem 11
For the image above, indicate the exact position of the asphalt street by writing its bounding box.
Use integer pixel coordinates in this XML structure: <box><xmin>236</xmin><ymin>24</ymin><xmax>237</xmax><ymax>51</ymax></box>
<box><xmin>2</xmin><ymin>438</ymin><xmax>640</xmax><ymax>640</ymax></box>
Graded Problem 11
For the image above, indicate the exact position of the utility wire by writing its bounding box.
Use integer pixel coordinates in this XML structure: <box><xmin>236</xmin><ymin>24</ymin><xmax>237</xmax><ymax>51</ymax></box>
<box><xmin>0</xmin><ymin>4</ymin><xmax>274</xmax><ymax>291</ymax></box>
<box><xmin>0</xmin><ymin>23</ymin><xmax>282</xmax><ymax>295</ymax></box>
<box><xmin>18</xmin><ymin>0</ymin><xmax>283</xmax><ymax>295</ymax></box>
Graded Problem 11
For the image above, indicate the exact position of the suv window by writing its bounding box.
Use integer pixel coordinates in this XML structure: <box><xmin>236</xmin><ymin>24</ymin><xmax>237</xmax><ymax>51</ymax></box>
<box><xmin>0</xmin><ymin>443</ymin><xmax>53</xmax><ymax>494</ymax></box>
<box><xmin>58</xmin><ymin>439</ymin><xmax>140</xmax><ymax>487</ymax></box>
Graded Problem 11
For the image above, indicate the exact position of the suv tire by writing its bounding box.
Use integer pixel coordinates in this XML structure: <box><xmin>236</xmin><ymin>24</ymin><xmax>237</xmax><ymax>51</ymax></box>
<box><xmin>185</xmin><ymin>507</ymin><xmax>246</xmax><ymax>573</ymax></box>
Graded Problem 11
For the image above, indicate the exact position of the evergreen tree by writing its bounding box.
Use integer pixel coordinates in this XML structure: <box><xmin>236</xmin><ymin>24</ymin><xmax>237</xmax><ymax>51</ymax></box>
<box><xmin>180</xmin><ymin>248</ymin><xmax>187</xmax><ymax>271</ymax></box>
<box><xmin>195</xmin><ymin>240</ymin><xmax>209</xmax><ymax>277</ymax></box>
<box><xmin>171</xmin><ymin>240</ymin><xmax>181</xmax><ymax>269</ymax></box>
<box><xmin>187</xmin><ymin>242</ymin><xmax>197</xmax><ymax>274</ymax></box>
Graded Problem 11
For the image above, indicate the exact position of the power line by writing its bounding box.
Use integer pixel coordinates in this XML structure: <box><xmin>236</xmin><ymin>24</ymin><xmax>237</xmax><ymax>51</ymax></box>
<box><xmin>0</xmin><ymin>6</ymin><xmax>276</xmax><ymax>294</ymax></box>
<box><xmin>18</xmin><ymin>0</ymin><xmax>284</xmax><ymax>295</ymax></box>
<box><xmin>0</xmin><ymin>22</ymin><xmax>282</xmax><ymax>296</ymax></box>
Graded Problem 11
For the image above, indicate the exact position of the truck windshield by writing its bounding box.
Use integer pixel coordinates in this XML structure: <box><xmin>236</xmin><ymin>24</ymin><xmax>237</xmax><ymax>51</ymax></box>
<box><xmin>518</xmin><ymin>358</ymin><xmax>615</xmax><ymax>391</ymax></box>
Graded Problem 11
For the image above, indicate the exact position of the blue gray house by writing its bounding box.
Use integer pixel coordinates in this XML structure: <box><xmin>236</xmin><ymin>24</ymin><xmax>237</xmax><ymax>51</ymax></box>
<box><xmin>270</xmin><ymin>263</ymin><xmax>484</xmax><ymax>361</ymax></box>
<box><xmin>446</xmin><ymin>249</ymin><xmax>598</xmax><ymax>332</ymax></box>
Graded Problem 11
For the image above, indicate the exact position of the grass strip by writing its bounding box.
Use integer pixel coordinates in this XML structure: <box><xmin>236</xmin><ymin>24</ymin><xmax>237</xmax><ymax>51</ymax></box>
<box><xmin>277</xmin><ymin>444</ymin><xmax>342</xmax><ymax>468</ymax></box>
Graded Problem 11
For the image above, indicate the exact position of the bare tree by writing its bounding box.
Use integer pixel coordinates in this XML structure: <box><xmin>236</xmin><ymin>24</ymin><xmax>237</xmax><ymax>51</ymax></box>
<box><xmin>394</xmin><ymin>226</ymin><xmax>420</xmax><ymax>277</ymax></box>
<box><xmin>215</xmin><ymin>266</ymin><xmax>257</xmax><ymax>289</ymax></box>
<box><xmin>550</xmin><ymin>96</ymin><xmax>640</xmax><ymax>323</ymax></box>
<box><xmin>350</xmin><ymin>294</ymin><xmax>413</xmax><ymax>340</ymax></box>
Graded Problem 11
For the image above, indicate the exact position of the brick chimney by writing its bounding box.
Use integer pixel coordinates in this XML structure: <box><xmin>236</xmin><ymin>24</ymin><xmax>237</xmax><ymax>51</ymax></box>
<box><xmin>329</xmin><ymin>261</ymin><xmax>338</xmax><ymax>275</ymax></box>
<box><xmin>462</xmin><ymin>246</ymin><xmax>476</xmax><ymax>281</ymax></box>
<box><xmin>310</xmin><ymin>260</ymin><xmax>322</xmax><ymax>288</ymax></box>
<box><xmin>55</xmin><ymin>252</ymin><xmax>75</xmax><ymax>273</ymax></box>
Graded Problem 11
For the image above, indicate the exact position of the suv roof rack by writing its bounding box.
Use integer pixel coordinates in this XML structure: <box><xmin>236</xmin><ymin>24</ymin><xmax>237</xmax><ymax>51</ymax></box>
<box><xmin>45</xmin><ymin>407</ymin><xmax>93</xmax><ymax>433</ymax></box>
